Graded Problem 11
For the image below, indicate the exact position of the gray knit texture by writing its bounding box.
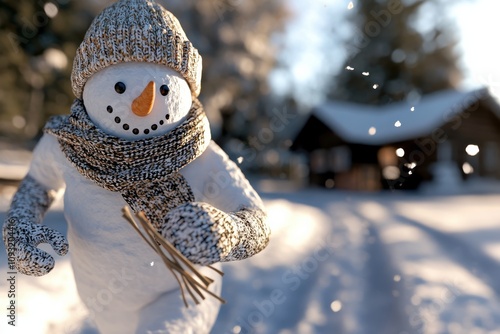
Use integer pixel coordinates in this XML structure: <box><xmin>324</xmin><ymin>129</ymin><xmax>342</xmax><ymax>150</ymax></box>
<box><xmin>45</xmin><ymin>98</ymin><xmax>210</xmax><ymax>228</ymax></box>
<box><xmin>71</xmin><ymin>0</ymin><xmax>202</xmax><ymax>99</ymax></box>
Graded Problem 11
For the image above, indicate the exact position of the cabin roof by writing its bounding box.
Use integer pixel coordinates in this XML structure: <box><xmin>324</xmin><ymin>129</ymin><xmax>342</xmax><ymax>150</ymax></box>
<box><xmin>312</xmin><ymin>88</ymin><xmax>500</xmax><ymax>145</ymax></box>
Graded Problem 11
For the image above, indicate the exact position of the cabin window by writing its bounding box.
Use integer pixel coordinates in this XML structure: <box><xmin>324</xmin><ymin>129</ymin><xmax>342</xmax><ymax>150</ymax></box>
<box><xmin>310</xmin><ymin>149</ymin><xmax>328</xmax><ymax>173</ymax></box>
<box><xmin>329</xmin><ymin>146</ymin><xmax>352</xmax><ymax>172</ymax></box>
<box><xmin>484</xmin><ymin>142</ymin><xmax>498</xmax><ymax>173</ymax></box>
<box><xmin>378</xmin><ymin>146</ymin><xmax>398</xmax><ymax>167</ymax></box>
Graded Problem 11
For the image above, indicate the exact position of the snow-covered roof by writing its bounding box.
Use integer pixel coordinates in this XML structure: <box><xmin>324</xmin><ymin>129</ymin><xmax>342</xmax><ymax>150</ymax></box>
<box><xmin>313</xmin><ymin>88</ymin><xmax>499</xmax><ymax>145</ymax></box>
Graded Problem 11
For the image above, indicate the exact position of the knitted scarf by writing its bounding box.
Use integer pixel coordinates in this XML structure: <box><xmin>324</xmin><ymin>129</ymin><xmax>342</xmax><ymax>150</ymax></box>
<box><xmin>44</xmin><ymin>98</ymin><xmax>211</xmax><ymax>228</ymax></box>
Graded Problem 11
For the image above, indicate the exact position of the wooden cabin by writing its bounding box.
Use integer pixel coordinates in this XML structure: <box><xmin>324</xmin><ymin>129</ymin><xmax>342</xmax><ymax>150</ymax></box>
<box><xmin>291</xmin><ymin>88</ymin><xmax>500</xmax><ymax>190</ymax></box>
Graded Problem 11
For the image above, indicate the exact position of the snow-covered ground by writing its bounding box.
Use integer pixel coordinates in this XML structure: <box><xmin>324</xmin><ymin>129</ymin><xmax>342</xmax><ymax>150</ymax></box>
<box><xmin>1</xmin><ymin>183</ymin><xmax>500</xmax><ymax>334</ymax></box>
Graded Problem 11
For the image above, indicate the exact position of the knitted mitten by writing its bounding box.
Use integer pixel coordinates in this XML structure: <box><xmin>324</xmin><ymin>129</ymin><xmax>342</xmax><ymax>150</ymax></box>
<box><xmin>160</xmin><ymin>202</ymin><xmax>269</xmax><ymax>266</ymax></box>
<box><xmin>3</xmin><ymin>175</ymin><xmax>68</xmax><ymax>276</ymax></box>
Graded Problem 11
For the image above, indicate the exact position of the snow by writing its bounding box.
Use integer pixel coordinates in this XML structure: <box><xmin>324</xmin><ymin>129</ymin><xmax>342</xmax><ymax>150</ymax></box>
<box><xmin>314</xmin><ymin>88</ymin><xmax>495</xmax><ymax>146</ymax></box>
<box><xmin>2</xmin><ymin>186</ymin><xmax>500</xmax><ymax>333</ymax></box>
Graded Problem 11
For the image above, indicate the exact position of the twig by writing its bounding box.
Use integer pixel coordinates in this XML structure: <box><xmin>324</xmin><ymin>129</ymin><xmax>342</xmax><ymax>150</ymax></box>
<box><xmin>121</xmin><ymin>207</ymin><xmax>226</xmax><ymax>307</ymax></box>
<box><xmin>136</xmin><ymin>214</ymin><xmax>225</xmax><ymax>303</ymax></box>
<box><xmin>208</xmin><ymin>265</ymin><xmax>224</xmax><ymax>277</ymax></box>
<box><xmin>137</xmin><ymin>213</ymin><xmax>214</xmax><ymax>287</ymax></box>
<box><xmin>122</xmin><ymin>207</ymin><xmax>189</xmax><ymax>307</ymax></box>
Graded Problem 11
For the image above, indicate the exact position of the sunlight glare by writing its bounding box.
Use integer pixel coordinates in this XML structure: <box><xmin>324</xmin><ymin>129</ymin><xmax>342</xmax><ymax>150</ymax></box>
<box><xmin>465</xmin><ymin>144</ymin><xmax>479</xmax><ymax>156</ymax></box>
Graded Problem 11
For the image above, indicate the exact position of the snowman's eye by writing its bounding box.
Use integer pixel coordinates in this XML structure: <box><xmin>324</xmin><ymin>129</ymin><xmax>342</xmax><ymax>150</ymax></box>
<box><xmin>114</xmin><ymin>82</ymin><xmax>126</xmax><ymax>94</ymax></box>
<box><xmin>160</xmin><ymin>85</ymin><xmax>169</xmax><ymax>96</ymax></box>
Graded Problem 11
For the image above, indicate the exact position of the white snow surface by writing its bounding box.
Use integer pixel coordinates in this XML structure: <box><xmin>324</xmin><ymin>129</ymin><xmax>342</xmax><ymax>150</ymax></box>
<box><xmin>314</xmin><ymin>88</ymin><xmax>499</xmax><ymax>145</ymax></box>
<box><xmin>2</xmin><ymin>185</ymin><xmax>500</xmax><ymax>334</ymax></box>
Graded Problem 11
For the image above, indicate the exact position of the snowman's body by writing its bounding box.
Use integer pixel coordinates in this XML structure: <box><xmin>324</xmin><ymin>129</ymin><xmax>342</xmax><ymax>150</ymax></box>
<box><xmin>22</xmin><ymin>61</ymin><xmax>265</xmax><ymax>333</ymax></box>
<box><xmin>32</xmin><ymin>135</ymin><xmax>255</xmax><ymax>333</ymax></box>
<box><xmin>4</xmin><ymin>2</ymin><xmax>270</xmax><ymax>332</ymax></box>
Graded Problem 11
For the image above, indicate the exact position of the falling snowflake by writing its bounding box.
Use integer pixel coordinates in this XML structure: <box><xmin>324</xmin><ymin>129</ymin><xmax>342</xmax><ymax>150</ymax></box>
<box><xmin>372</xmin><ymin>84</ymin><xmax>379</xmax><ymax>89</ymax></box>
<box><xmin>394</xmin><ymin>120</ymin><xmax>402</xmax><ymax>127</ymax></box>
<box><xmin>410</xmin><ymin>106</ymin><xmax>415</xmax><ymax>112</ymax></box>
<box><xmin>368</xmin><ymin>127</ymin><xmax>376</xmax><ymax>135</ymax></box>
<box><xmin>346</xmin><ymin>66</ymin><xmax>354</xmax><ymax>71</ymax></box>
<box><xmin>362</xmin><ymin>72</ymin><xmax>370</xmax><ymax>76</ymax></box>
<box><xmin>44</xmin><ymin>3</ymin><xmax>59</xmax><ymax>18</ymax></box>
<box><xmin>462</xmin><ymin>162</ymin><xmax>474</xmax><ymax>174</ymax></box>
<box><xmin>394</xmin><ymin>275</ymin><xmax>401</xmax><ymax>282</ymax></box>
<box><xmin>347</xmin><ymin>1</ymin><xmax>354</xmax><ymax>10</ymax></box>
<box><xmin>150</xmin><ymin>261</ymin><xmax>155</xmax><ymax>266</ymax></box>
<box><xmin>237</xmin><ymin>156</ymin><xmax>244</xmax><ymax>164</ymax></box>
<box><xmin>465</xmin><ymin>144</ymin><xmax>479</xmax><ymax>156</ymax></box>
<box><xmin>405</xmin><ymin>162</ymin><xmax>417</xmax><ymax>169</ymax></box>
<box><xmin>331</xmin><ymin>300</ymin><xmax>342</xmax><ymax>312</ymax></box>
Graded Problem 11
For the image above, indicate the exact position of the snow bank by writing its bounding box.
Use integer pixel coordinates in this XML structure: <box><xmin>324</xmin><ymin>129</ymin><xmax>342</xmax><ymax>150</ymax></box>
<box><xmin>1</xmin><ymin>189</ymin><xmax>500</xmax><ymax>334</ymax></box>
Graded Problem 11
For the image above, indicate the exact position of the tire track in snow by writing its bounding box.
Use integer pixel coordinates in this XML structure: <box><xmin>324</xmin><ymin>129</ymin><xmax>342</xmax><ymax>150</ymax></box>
<box><xmin>393</xmin><ymin>213</ymin><xmax>500</xmax><ymax>298</ymax></box>
<box><xmin>347</xmin><ymin>208</ymin><xmax>413</xmax><ymax>334</ymax></box>
<box><xmin>213</xmin><ymin>196</ymin><xmax>346</xmax><ymax>334</ymax></box>
<box><xmin>266</xmin><ymin>193</ymin><xmax>395</xmax><ymax>333</ymax></box>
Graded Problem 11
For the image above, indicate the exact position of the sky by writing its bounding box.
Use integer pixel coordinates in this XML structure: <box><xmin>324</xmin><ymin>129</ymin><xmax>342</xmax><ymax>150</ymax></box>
<box><xmin>270</xmin><ymin>0</ymin><xmax>500</xmax><ymax>108</ymax></box>
<box><xmin>451</xmin><ymin>0</ymin><xmax>500</xmax><ymax>96</ymax></box>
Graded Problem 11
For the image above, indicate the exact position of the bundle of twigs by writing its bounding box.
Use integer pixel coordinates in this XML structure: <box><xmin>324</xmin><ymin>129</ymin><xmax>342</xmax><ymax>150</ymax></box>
<box><xmin>122</xmin><ymin>206</ymin><xmax>225</xmax><ymax>307</ymax></box>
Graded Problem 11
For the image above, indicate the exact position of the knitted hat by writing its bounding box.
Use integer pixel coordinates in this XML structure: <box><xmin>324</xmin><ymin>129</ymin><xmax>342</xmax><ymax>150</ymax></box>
<box><xmin>71</xmin><ymin>0</ymin><xmax>202</xmax><ymax>99</ymax></box>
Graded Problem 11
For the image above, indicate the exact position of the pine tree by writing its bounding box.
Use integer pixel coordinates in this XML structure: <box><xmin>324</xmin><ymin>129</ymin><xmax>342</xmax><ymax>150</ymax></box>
<box><xmin>0</xmin><ymin>0</ymin><xmax>92</xmax><ymax>139</ymax></box>
<box><xmin>0</xmin><ymin>0</ymin><xmax>289</xmax><ymax>144</ymax></box>
<box><xmin>331</xmin><ymin>0</ymin><xmax>462</xmax><ymax>105</ymax></box>
<box><xmin>162</xmin><ymin>0</ymin><xmax>289</xmax><ymax>142</ymax></box>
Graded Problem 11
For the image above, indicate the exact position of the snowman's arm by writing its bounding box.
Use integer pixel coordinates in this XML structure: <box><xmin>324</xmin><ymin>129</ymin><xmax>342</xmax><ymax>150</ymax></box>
<box><xmin>163</xmin><ymin>141</ymin><xmax>269</xmax><ymax>266</ymax></box>
<box><xmin>5</xmin><ymin>134</ymin><xmax>66</xmax><ymax>222</ymax></box>
<box><xmin>5</xmin><ymin>174</ymin><xmax>57</xmax><ymax>228</ymax></box>
<box><xmin>3</xmin><ymin>134</ymin><xmax>68</xmax><ymax>276</ymax></box>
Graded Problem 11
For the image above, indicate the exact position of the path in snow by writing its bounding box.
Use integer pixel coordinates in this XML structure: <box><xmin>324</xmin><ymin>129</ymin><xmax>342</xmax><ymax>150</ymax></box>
<box><xmin>1</xmin><ymin>186</ymin><xmax>500</xmax><ymax>334</ymax></box>
<box><xmin>213</xmin><ymin>190</ymin><xmax>500</xmax><ymax>334</ymax></box>
<box><xmin>351</xmin><ymin>193</ymin><xmax>500</xmax><ymax>334</ymax></box>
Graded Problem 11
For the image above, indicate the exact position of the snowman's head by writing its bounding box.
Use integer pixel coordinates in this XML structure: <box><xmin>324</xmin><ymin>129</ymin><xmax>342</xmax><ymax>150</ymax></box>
<box><xmin>82</xmin><ymin>62</ymin><xmax>193</xmax><ymax>140</ymax></box>
<box><xmin>71</xmin><ymin>0</ymin><xmax>203</xmax><ymax>140</ymax></box>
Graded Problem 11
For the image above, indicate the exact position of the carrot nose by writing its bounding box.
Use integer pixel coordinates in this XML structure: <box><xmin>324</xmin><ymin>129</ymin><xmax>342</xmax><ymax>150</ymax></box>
<box><xmin>132</xmin><ymin>81</ymin><xmax>155</xmax><ymax>117</ymax></box>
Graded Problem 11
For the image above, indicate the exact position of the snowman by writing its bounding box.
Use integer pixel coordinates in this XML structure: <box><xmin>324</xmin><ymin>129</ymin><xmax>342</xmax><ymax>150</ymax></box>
<box><xmin>2</xmin><ymin>0</ymin><xmax>270</xmax><ymax>333</ymax></box>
